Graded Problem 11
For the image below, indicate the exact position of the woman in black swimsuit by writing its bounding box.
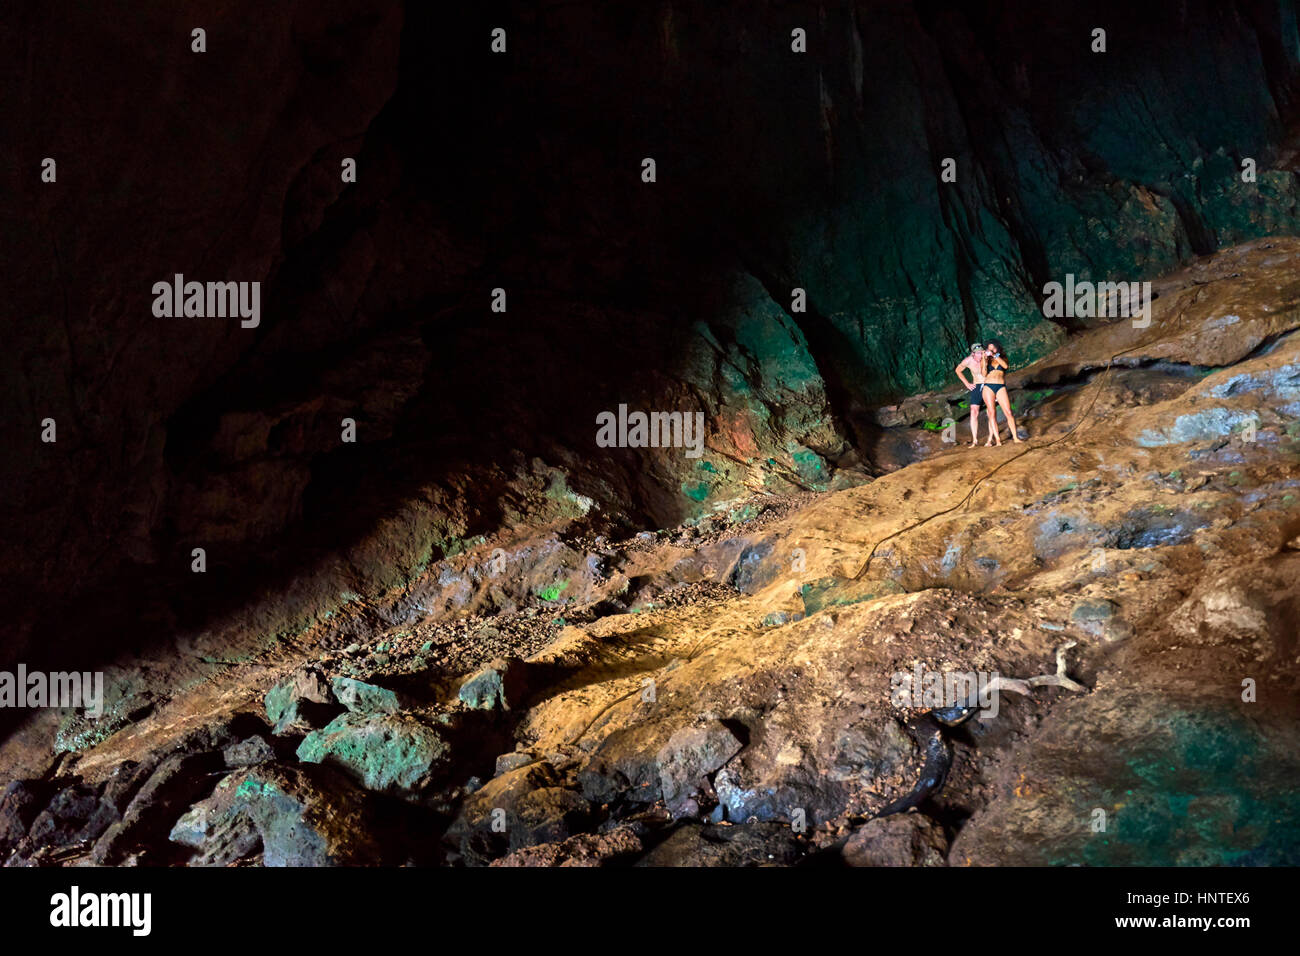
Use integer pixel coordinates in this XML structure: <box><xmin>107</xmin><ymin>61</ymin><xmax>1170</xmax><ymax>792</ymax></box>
<box><xmin>980</xmin><ymin>340</ymin><xmax>1024</xmax><ymax>445</ymax></box>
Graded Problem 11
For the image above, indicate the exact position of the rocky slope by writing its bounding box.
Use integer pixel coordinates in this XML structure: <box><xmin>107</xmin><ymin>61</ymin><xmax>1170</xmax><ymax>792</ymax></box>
<box><xmin>3</xmin><ymin>239</ymin><xmax>1297</xmax><ymax>867</ymax></box>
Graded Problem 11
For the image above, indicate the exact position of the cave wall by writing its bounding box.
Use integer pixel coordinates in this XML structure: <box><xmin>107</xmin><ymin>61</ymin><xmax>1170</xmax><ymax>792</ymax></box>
<box><xmin>630</xmin><ymin>0</ymin><xmax>1300</xmax><ymax>403</ymax></box>
<box><xmin>4</xmin><ymin>0</ymin><xmax>1300</xmax><ymax>676</ymax></box>
<box><xmin>1</xmin><ymin>0</ymin><xmax>407</xmax><ymax>662</ymax></box>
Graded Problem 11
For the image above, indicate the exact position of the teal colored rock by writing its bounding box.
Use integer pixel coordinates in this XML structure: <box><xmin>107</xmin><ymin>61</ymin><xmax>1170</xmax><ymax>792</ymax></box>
<box><xmin>799</xmin><ymin>576</ymin><xmax>904</xmax><ymax>615</ymax></box>
<box><xmin>1059</xmin><ymin>710</ymin><xmax>1300</xmax><ymax>866</ymax></box>
<box><xmin>331</xmin><ymin>677</ymin><xmax>400</xmax><ymax>715</ymax></box>
<box><xmin>727</xmin><ymin>503</ymin><xmax>760</xmax><ymax>525</ymax></box>
<box><xmin>264</xmin><ymin>667</ymin><xmax>334</xmax><ymax>735</ymax></box>
<box><xmin>1070</xmin><ymin>598</ymin><xmax>1116</xmax><ymax>623</ymax></box>
<box><xmin>264</xmin><ymin>683</ymin><xmax>295</xmax><ymax>727</ymax></box>
<box><xmin>458</xmin><ymin>657</ymin><xmax>528</xmax><ymax>711</ymax></box>
<box><xmin>791</xmin><ymin>447</ymin><xmax>829</xmax><ymax>487</ymax></box>
<box><xmin>681</xmin><ymin>480</ymin><xmax>712</xmax><ymax>502</ymax></box>
<box><xmin>296</xmin><ymin>713</ymin><xmax>449</xmax><ymax>792</ymax></box>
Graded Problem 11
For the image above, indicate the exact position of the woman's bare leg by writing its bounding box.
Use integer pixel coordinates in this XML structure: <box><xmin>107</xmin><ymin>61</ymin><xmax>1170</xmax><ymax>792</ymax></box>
<box><xmin>996</xmin><ymin>388</ymin><xmax>1023</xmax><ymax>443</ymax></box>
<box><xmin>984</xmin><ymin>391</ymin><xmax>1001</xmax><ymax>445</ymax></box>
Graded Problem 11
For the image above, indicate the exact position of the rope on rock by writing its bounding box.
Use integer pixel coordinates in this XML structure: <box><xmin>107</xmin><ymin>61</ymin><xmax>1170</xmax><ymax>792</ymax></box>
<box><xmin>850</xmin><ymin>340</ymin><xmax>1151</xmax><ymax>581</ymax></box>
<box><xmin>566</xmin><ymin>334</ymin><xmax>1158</xmax><ymax>747</ymax></box>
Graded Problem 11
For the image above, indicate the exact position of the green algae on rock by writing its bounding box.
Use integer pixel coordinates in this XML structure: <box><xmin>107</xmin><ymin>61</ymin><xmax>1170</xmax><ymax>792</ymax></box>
<box><xmin>296</xmin><ymin>713</ymin><xmax>450</xmax><ymax>792</ymax></box>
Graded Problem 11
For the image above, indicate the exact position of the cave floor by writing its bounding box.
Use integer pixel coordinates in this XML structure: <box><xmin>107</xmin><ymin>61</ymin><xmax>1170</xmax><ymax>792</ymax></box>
<box><xmin>4</xmin><ymin>239</ymin><xmax>1300</xmax><ymax>866</ymax></box>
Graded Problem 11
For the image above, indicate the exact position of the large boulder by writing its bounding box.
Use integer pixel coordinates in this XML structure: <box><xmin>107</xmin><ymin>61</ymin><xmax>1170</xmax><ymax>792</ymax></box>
<box><xmin>656</xmin><ymin>721</ymin><xmax>744</xmax><ymax>816</ymax></box>
<box><xmin>169</xmin><ymin>764</ymin><xmax>383</xmax><ymax>866</ymax></box>
<box><xmin>841</xmin><ymin>814</ymin><xmax>948</xmax><ymax>867</ymax></box>
<box><xmin>331</xmin><ymin>677</ymin><xmax>401</xmax><ymax>715</ymax></box>
<box><xmin>0</xmin><ymin>781</ymin><xmax>45</xmax><ymax>860</ymax></box>
<box><xmin>447</xmin><ymin>762</ymin><xmax>592</xmax><ymax>864</ymax></box>
<box><xmin>295</xmin><ymin>712</ymin><xmax>451</xmax><ymax>793</ymax></box>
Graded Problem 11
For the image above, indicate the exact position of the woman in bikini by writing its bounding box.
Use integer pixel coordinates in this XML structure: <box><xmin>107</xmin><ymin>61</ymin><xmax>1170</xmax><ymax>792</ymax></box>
<box><xmin>980</xmin><ymin>339</ymin><xmax>1024</xmax><ymax>445</ymax></box>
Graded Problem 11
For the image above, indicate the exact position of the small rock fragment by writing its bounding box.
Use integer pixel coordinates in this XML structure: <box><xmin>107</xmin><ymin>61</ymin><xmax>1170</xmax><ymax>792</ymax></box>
<box><xmin>223</xmin><ymin>736</ymin><xmax>275</xmax><ymax>768</ymax></box>
<box><xmin>265</xmin><ymin>667</ymin><xmax>338</xmax><ymax>735</ymax></box>
<box><xmin>458</xmin><ymin>657</ymin><xmax>528</xmax><ymax>711</ymax></box>
<box><xmin>331</xmin><ymin>677</ymin><xmax>401</xmax><ymax>715</ymax></box>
